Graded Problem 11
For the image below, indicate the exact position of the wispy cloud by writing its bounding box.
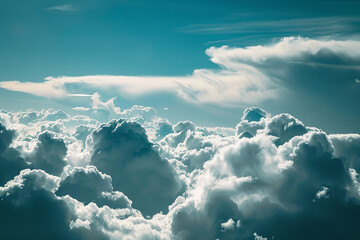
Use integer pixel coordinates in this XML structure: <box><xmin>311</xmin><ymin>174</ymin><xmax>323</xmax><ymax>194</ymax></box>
<box><xmin>46</xmin><ymin>4</ymin><xmax>76</xmax><ymax>12</ymax></box>
<box><xmin>178</xmin><ymin>17</ymin><xmax>360</xmax><ymax>37</ymax></box>
<box><xmin>1</xmin><ymin>37</ymin><xmax>360</xmax><ymax>107</ymax></box>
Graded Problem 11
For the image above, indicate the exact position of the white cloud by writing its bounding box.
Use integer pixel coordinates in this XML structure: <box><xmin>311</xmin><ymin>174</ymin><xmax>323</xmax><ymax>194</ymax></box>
<box><xmin>73</xmin><ymin>107</ymin><xmax>90</xmax><ymax>112</ymax></box>
<box><xmin>3</xmin><ymin>37</ymin><xmax>359</xmax><ymax>107</ymax></box>
<box><xmin>254</xmin><ymin>233</ymin><xmax>268</xmax><ymax>240</ymax></box>
<box><xmin>206</xmin><ymin>36</ymin><xmax>360</xmax><ymax>65</ymax></box>
<box><xmin>1</xmin><ymin>105</ymin><xmax>360</xmax><ymax>239</ymax></box>
<box><xmin>221</xmin><ymin>218</ymin><xmax>236</xmax><ymax>231</ymax></box>
<box><xmin>315</xmin><ymin>186</ymin><xmax>330</xmax><ymax>200</ymax></box>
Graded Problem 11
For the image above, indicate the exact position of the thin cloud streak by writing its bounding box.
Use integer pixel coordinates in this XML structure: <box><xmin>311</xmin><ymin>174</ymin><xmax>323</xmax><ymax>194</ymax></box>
<box><xmin>46</xmin><ymin>4</ymin><xmax>77</xmax><ymax>12</ymax></box>
<box><xmin>179</xmin><ymin>17</ymin><xmax>360</xmax><ymax>36</ymax></box>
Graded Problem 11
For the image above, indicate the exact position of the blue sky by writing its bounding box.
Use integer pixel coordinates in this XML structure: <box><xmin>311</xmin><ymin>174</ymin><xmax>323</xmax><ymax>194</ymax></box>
<box><xmin>1</xmin><ymin>0</ymin><xmax>360</xmax><ymax>132</ymax></box>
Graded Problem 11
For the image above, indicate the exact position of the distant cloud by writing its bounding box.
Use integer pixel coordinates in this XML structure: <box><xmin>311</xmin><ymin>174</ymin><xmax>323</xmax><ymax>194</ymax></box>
<box><xmin>1</xmin><ymin>37</ymin><xmax>360</xmax><ymax>107</ymax></box>
<box><xmin>356</xmin><ymin>79</ymin><xmax>360</xmax><ymax>83</ymax></box>
<box><xmin>46</xmin><ymin>4</ymin><xmax>76</xmax><ymax>12</ymax></box>
<box><xmin>72</xmin><ymin>107</ymin><xmax>90</xmax><ymax>111</ymax></box>
<box><xmin>178</xmin><ymin>17</ymin><xmax>360</xmax><ymax>37</ymax></box>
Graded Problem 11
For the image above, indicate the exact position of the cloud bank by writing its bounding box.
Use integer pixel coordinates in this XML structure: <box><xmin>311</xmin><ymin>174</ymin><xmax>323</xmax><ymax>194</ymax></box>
<box><xmin>1</xmin><ymin>37</ymin><xmax>359</xmax><ymax>107</ymax></box>
<box><xmin>0</xmin><ymin>103</ymin><xmax>360</xmax><ymax>239</ymax></box>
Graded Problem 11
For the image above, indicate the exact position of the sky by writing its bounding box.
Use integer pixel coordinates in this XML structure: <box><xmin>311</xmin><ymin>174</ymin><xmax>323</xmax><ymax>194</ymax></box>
<box><xmin>1</xmin><ymin>1</ymin><xmax>360</xmax><ymax>239</ymax></box>
<box><xmin>0</xmin><ymin>0</ymin><xmax>360</xmax><ymax>133</ymax></box>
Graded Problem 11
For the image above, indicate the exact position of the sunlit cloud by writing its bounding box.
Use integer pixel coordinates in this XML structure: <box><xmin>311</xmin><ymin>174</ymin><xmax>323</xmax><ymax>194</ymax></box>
<box><xmin>1</xmin><ymin>37</ymin><xmax>360</xmax><ymax>107</ymax></box>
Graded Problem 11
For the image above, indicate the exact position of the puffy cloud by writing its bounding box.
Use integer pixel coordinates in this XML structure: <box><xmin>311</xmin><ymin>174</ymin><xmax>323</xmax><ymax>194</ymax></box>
<box><xmin>236</xmin><ymin>107</ymin><xmax>267</xmax><ymax>137</ymax></box>
<box><xmin>56</xmin><ymin>165</ymin><xmax>132</xmax><ymax>209</ymax></box>
<box><xmin>167</xmin><ymin>115</ymin><xmax>360</xmax><ymax>239</ymax></box>
<box><xmin>122</xmin><ymin>105</ymin><xmax>158</xmax><ymax>123</ymax></box>
<box><xmin>89</xmin><ymin>119</ymin><xmax>183</xmax><ymax>216</ymax></box>
<box><xmin>154</xmin><ymin>119</ymin><xmax>173</xmax><ymax>141</ymax></box>
<box><xmin>43</xmin><ymin>110</ymin><xmax>69</xmax><ymax>121</ymax></box>
<box><xmin>220</xmin><ymin>218</ymin><xmax>240</xmax><ymax>231</ymax></box>
<box><xmin>315</xmin><ymin>186</ymin><xmax>330</xmax><ymax>200</ymax></box>
<box><xmin>0</xmin><ymin>122</ymin><xmax>15</xmax><ymax>153</ymax></box>
<box><xmin>16</xmin><ymin>109</ymin><xmax>69</xmax><ymax>124</ymax></box>
<box><xmin>73</xmin><ymin>124</ymin><xmax>95</xmax><ymax>142</ymax></box>
<box><xmin>0</xmin><ymin>169</ymin><xmax>107</xmax><ymax>240</ymax></box>
<box><xmin>263</xmin><ymin>113</ymin><xmax>308</xmax><ymax>146</ymax></box>
<box><xmin>158</xmin><ymin>120</ymin><xmax>232</xmax><ymax>172</ymax></box>
<box><xmin>57</xmin><ymin>166</ymin><xmax>111</xmax><ymax>203</ymax></box>
<box><xmin>0</xmin><ymin>122</ymin><xmax>28</xmax><ymax>185</ymax></box>
<box><xmin>91</xmin><ymin>92</ymin><xmax>121</xmax><ymax>120</ymax></box>
<box><xmin>163</xmin><ymin>121</ymin><xmax>196</xmax><ymax>148</ymax></box>
<box><xmin>242</xmin><ymin>107</ymin><xmax>267</xmax><ymax>122</ymax></box>
<box><xmin>27</xmin><ymin>131</ymin><xmax>67</xmax><ymax>176</ymax></box>
<box><xmin>64</xmin><ymin>198</ymin><xmax>166</xmax><ymax>240</ymax></box>
<box><xmin>330</xmin><ymin>134</ymin><xmax>360</xmax><ymax>171</ymax></box>
<box><xmin>0</xmin><ymin>106</ymin><xmax>360</xmax><ymax>239</ymax></box>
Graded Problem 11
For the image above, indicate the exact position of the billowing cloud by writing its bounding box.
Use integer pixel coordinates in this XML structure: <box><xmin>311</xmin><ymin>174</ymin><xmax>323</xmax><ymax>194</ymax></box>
<box><xmin>0</xmin><ymin>105</ymin><xmax>360</xmax><ymax>239</ymax></box>
<box><xmin>27</xmin><ymin>131</ymin><xmax>67</xmax><ymax>176</ymax></box>
<box><xmin>57</xmin><ymin>165</ymin><xmax>132</xmax><ymax>209</ymax></box>
<box><xmin>0</xmin><ymin>122</ymin><xmax>28</xmax><ymax>185</ymax></box>
<box><xmin>0</xmin><ymin>169</ymin><xmax>108</xmax><ymax>239</ymax></box>
<box><xmin>89</xmin><ymin>119</ymin><xmax>183</xmax><ymax>216</ymax></box>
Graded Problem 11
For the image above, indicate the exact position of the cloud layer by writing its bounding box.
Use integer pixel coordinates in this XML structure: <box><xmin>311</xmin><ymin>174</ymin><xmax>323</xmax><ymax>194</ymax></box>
<box><xmin>0</xmin><ymin>103</ymin><xmax>360</xmax><ymax>239</ymax></box>
<box><xmin>1</xmin><ymin>37</ymin><xmax>359</xmax><ymax>107</ymax></box>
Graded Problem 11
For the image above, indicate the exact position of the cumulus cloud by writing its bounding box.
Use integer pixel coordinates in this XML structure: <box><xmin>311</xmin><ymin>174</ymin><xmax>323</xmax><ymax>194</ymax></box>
<box><xmin>27</xmin><ymin>131</ymin><xmax>67</xmax><ymax>176</ymax></box>
<box><xmin>89</xmin><ymin>119</ymin><xmax>183</xmax><ymax>216</ymax></box>
<box><xmin>57</xmin><ymin>165</ymin><xmax>132</xmax><ymax>209</ymax></box>
<box><xmin>0</xmin><ymin>105</ymin><xmax>360</xmax><ymax>239</ymax></box>
<box><xmin>236</xmin><ymin>107</ymin><xmax>267</xmax><ymax>137</ymax></box>
<box><xmin>0</xmin><ymin>122</ymin><xmax>28</xmax><ymax>185</ymax></box>
<box><xmin>0</xmin><ymin>169</ymin><xmax>107</xmax><ymax>240</ymax></box>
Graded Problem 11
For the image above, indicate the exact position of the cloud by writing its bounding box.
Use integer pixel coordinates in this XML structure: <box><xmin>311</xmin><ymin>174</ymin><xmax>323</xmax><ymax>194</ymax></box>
<box><xmin>89</xmin><ymin>119</ymin><xmax>183</xmax><ymax>216</ymax></box>
<box><xmin>315</xmin><ymin>186</ymin><xmax>330</xmax><ymax>200</ymax></box>
<box><xmin>3</xmin><ymin>37</ymin><xmax>359</xmax><ymax>107</ymax></box>
<box><xmin>154</xmin><ymin>118</ymin><xmax>173</xmax><ymax>141</ymax></box>
<box><xmin>220</xmin><ymin>218</ymin><xmax>240</xmax><ymax>231</ymax></box>
<box><xmin>56</xmin><ymin>165</ymin><xmax>132</xmax><ymax>208</ymax></box>
<box><xmin>91</xmin><ymin>92</ymin><xmax>121</xmax><ymax>116</ymax></box>
<box><xmin>0</xmin><ymin>169</ymin><xmax>107</xmax><ymax>240</ymax></box>
<box><xmin>329</xmin><ymin>134</ymin><xmax>360</xmax><ymax>171</ymax></box>
<box><xmin>178</xmin><ymin>17</ymin><xmax>360</xmax><ymax>36</ymax></box>
<box><xmin>263</xmin><ymin>113</ymin><xmax>308</xmax><ymax>146</ymax></box>
<box><xmin>0</xmin><ymin>122</ymin><xmax>28</xmax><ymax>185</ymax></box>
<box><xmin>46</xmin><ymin>4</ymin><xmax>77</xmax><ymax>12</ymax></box>
<box><xmin>73</xmin><ymin>107</ymin><xmax>91</xmax><ymax>112</ymax></box>
<box><xmin>242</xmin><ymin>107</ymin><xmax>267</xmax><ymax>122</ymax></box>
<box><xmin>166</xmin><ymin>109</ymin><xmax>360</xmax><ymax>239</ymax></box>
<box><xmin>56</xmin><ymin>166</ymin><xmax>112</xmax><ymax>203</ymax></box>
<box><xmin>1</xmin><ymin>105</ymin><xmax>360</xmax><ymax>239</ymax></box>
<box><xmin>205</xmin><ymin>37</ymin><xmax>360</xmax><ymax>66</ymax></box>
<box><xmin>236</xmin><ymin>107</ymin><xmax>267</xmax><ymax>137</ymax></box>
<box><xmin>27</xmin><ymin>131</ymin><xmax>67</xmax><ymax>176</ymax></box>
